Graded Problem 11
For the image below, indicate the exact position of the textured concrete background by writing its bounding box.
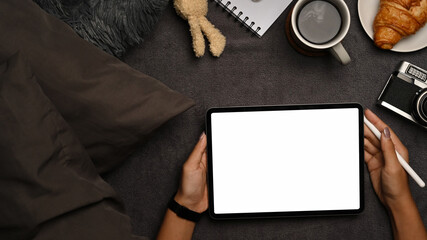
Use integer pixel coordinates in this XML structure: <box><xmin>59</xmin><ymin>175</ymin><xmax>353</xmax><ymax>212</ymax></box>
<box><xmin>104</xmin><ymin>0</ymin><xmax>427</xmax><ymax>239</ymax></box>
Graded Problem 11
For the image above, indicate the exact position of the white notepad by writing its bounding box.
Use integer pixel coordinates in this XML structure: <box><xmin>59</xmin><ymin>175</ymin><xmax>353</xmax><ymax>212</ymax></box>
<box><xmin>214</xmin><ymin>0</ymin><xmax>293</xmax><ymax>37</ymax></box>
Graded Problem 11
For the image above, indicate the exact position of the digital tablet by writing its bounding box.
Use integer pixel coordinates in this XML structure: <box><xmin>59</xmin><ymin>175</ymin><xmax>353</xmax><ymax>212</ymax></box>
<box><xmin>206</xmin><ymin>103</ymin><xmax>364</xmax><ymax>219</ymax></box>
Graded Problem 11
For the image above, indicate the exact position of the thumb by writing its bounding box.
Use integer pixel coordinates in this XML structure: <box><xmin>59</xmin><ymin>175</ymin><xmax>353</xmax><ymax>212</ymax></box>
<box><xmin>185</xmin><ymin>133</ymin><xmax>207</xmax><ymax>167</ymax></box>
<box><xmin>381</xmin><ymin>127</ymin><xmax>400</xmax><ymax>170</ymax></box>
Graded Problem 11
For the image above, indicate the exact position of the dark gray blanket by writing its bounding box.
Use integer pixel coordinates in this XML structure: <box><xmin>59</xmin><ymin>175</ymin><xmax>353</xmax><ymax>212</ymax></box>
<box><xmin>105</xmin><ymin>1</ymin><xmax>427</xmax><ymax>239</ymax></box>
<box><xmin>34</xmin><ymin>0</ymin><xmax>169</xmax><ymax>57</ymax></box>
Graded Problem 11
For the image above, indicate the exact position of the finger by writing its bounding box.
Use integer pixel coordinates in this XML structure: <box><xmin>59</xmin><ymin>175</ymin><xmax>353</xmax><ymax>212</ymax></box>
<box><xmin>364</xmin><ymin>150</ymin><xmax>372</xmax><ymax>160</ymax></box>
<box><xmin>364</xmin><ymin>138</ymin><xmax>381</xmax><ymax>156</ymax></box>
<box><xmin>364</xmin><ymin>149</ymin><xmax>384</xmax><ymax>173</ymax></box>
<box><xmin>185</xmin><ymin>133</ymin><xmax>207</xmax><ymax>167</ymax></box>
<box><xmin>200</xmin><ymin>149</ymin><xmax>207</xmax><ymax>170</ymax></box>
<box><xmin>364</xmin><ymin>125</ymin><xmax>380</xmax><ymax>148</ymax></box>
<box><xmin>365</xmin><ymin>109</ymin><xmax>388</xmax><ymax>132</ymax></box>
<box><xmin>365</xmin><ymin>109</ymin><xmax>404</xmax><ymax>146</ymax></box>
<box><xmin>365</xmin><ymin>109</ymin><xmax>408</xmax><ymax>158</ymax></box>
<box><xmin>380</xmin><ymin>127</ymin><xmax>401</xmax><ymax>170</ymax></box>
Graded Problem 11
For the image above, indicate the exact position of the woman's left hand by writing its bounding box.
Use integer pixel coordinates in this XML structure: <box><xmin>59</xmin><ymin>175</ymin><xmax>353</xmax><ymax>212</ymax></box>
<box><xmin>174</xmin><ymin>133</ymin><xmax>208</xmax><ymax>213</ymax></box>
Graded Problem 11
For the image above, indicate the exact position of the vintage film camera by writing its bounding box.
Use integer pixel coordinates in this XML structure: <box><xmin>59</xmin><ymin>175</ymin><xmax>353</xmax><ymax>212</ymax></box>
<box><xmin>378</xmin><ymin>61</ymin><xmax>427</xmax><ymax>128</ymax></box>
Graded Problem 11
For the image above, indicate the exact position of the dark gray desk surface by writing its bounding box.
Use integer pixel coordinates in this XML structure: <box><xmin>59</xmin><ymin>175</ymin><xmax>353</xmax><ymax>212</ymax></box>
<box><xmin>104</xmin><ymin>1</ymin><xmax>427</xmax><ymax>239</ymax></box>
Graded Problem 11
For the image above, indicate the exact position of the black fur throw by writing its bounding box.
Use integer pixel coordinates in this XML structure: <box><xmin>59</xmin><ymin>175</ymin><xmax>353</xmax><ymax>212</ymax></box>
<box><xmin>34</xmin><ymin>0</ymin><xmax>169</xmax><ymax>57</ymax></box>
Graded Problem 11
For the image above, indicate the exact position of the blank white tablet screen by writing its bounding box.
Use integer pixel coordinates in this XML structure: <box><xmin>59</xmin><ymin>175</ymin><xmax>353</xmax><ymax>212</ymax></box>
<box><xmin>210</xmin><ymin>108</ymin><xmax>360</xmax><ymax>214</ymax></box>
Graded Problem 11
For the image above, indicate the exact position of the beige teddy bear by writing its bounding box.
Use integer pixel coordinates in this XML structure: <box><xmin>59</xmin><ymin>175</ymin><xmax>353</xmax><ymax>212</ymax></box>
<box><xmin>174</xmin><ymin>0</ymin><xmax>226</xmax><ymax>57</ymax></box>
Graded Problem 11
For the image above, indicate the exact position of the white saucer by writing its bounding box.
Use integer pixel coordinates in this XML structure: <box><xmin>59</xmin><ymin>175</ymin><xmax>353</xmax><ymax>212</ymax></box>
<box><xmin>358</xmin><ymin>0</ymin><xmax>427</xmax><ymax>52</ymax></box>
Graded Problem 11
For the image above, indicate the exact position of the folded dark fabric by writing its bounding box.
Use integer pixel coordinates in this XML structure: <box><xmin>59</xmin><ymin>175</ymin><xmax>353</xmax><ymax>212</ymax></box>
<box><xmin>0</xmin><ymin>0</ymin><xmax>194</xmax><ymax>174</ymax></box>
<box><xmin>0</xmin><ymin>52</ymin><xmax>147</xmax><ymax>240</ymax></box>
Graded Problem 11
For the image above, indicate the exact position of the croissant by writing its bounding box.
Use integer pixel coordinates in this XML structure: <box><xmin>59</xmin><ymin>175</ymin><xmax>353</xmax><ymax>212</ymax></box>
<box><xmin>373</xmin><ymin>0</ymin><xmax>427</xmax><ymax>49</ymax></box>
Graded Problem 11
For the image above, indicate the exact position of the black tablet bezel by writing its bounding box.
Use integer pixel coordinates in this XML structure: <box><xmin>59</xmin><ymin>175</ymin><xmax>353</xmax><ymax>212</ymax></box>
<box><xmin>206</xmin><ymin>103</ymin><xmax>364</xmax><ymax>220</ymax></box>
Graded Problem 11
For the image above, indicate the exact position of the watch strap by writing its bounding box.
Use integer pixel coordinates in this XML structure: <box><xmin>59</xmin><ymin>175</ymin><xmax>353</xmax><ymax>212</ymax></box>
<box><xmin>168</xmin><ymin>196</ymin><xmax>202</xmax><ymax>222</ymax></box>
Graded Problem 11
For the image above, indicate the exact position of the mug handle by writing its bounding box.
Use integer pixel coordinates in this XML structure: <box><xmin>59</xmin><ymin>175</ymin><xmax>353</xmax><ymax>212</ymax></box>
<box><xmin>329</xmin><ymin>42</ymin><xmax>351</xmax><ymax>65</ymax></box>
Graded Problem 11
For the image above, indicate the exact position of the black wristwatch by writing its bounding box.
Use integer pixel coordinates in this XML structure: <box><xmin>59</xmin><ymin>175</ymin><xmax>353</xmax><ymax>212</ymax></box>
<box><xmin>168</xmin><ymin>196</ymin><xmax>202</xmax><ymax>222</ymax></box>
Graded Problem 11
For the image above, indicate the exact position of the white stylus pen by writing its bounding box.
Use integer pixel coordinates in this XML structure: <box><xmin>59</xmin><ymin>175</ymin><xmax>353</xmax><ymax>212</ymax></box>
<box><xmin>364</xmin><ymin>116</ymin><xmax>425</xmax><ymax>188</ymax></box>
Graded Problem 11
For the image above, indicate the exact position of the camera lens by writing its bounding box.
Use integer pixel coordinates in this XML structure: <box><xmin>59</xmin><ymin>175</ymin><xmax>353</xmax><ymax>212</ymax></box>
<box><xmin>412</xmin><ymin>88</ymin><xmax>427</xmax><ymax>126</ymax></box>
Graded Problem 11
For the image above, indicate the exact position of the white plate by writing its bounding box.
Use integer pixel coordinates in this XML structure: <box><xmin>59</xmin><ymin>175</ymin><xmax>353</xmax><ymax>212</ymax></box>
<box><xmin>358</xmin><ymin>0</ymin><xmax>427</xmax><ymax>52</ymax></box>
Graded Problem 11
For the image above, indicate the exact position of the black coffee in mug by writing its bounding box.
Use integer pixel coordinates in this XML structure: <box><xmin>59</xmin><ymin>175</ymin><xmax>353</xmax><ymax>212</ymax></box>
<box><xmin>297</xmin><ymin>0</ymin><xmax>342</xmax><ymax>44</ymax></box>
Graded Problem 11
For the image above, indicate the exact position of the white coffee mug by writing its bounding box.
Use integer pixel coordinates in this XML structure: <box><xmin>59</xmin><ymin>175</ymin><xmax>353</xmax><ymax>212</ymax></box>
<box><xmin>290</xmin><ymin>0</ymin><xmax>351</xmax><ymax>65</ymax></box>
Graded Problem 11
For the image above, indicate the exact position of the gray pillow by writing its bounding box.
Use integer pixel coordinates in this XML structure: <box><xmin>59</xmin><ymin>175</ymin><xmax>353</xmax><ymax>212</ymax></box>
<box><xmin>33</xmin><ymin>0</ymin><xmax>170</xmax><ymax>57</ymax></box>
<box><xmin>34</xmin><ymin>0</ymin><xmax>169</xmax><ymax>57</ymax></box>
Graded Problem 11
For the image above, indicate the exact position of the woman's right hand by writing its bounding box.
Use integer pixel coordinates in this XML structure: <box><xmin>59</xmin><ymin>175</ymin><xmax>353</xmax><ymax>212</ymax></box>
<box><xmin>364</xmin><ymin>109</ymin><xmax>427</xmax><ymax>240</ymax></box>
<box><xmin>363</xmin><ymin>109</ymin><xmax>413</xmax><ymax>210</ymax></box>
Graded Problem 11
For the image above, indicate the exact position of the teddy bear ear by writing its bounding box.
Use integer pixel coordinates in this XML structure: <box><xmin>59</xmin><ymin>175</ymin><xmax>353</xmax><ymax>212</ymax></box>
<box><xmin>173</xmin><ymin>0</ymin><xmax>226</xmax><ymax>57</ymax></box>
<box><xmin>189</xmin><ymin>19</ymin><xmax>206</xmax><ymax>57</ymax></box>
<box><xmin>193</xmin><ymin>40</ymin><xmax>206</xmax><ymax>58</ymax></box>
<box><xmin>199</xmin><ymin>17</ymin><xmax>226</xmax><ymax>57</ymax></box>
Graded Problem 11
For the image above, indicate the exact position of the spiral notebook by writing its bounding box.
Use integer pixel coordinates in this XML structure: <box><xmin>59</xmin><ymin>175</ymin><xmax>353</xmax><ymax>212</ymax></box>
<box><xmin>214</xmin><ymin>0</ymin><xmax>293</xmax><ymax>37</ymax></box>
